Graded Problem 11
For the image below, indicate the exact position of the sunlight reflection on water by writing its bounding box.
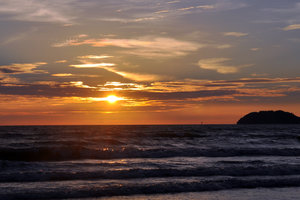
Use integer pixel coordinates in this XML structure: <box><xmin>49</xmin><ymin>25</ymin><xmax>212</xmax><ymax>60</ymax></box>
<box><xmin>93</xmin><ymin>187</ymin><xmax>300</xmax><ymax>200</ymax></box>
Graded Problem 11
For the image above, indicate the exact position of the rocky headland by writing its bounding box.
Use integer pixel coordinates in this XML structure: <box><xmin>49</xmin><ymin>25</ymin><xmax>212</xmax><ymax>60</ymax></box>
<box><xmin>237</xmin><ymin>110</ymin><xmax>300</xmax><ymax>124</ymax></box>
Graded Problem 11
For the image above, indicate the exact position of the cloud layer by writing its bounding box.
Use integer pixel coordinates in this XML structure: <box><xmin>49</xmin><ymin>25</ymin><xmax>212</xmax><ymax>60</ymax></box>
<box><xmin>198</xmin><ymin>58</ymin><xmax>251</xmax><ymax>74</ymax></box>
<box><xmin>0</xmin><ymin>0</ymin><xmax>77</xmax><ymax>23</ymax></box>
<box><xmin>0</xmin><ymin>0</ymin><xmax>299</xmax><ymax>124</ymax></box>
<box><xmin>54</xmin><ymin>36</ymin><xmax>203</xmax><ymax>58</ymax></box>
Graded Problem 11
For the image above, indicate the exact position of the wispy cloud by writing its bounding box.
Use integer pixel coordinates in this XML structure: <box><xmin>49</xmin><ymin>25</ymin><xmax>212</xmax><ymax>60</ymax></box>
<box><xmin>196</xmin><ymin>5</ymin><xmax>215</xmax><ymax>10</ymax></box>
<box><xmin>167</xmin><ymin>0</ymin><xmax>180</xmax><ymax>4</ymax></box>
<box><xmin>261</xmin><ymin>2</ymin><xmax>300</xmax><ymax>26</ymax></box>
<box><xmin>52</xmin><ymin>73</ymin><xmax>73</xmax><ymax>77</ymax></box>
<box><xmin>0</xmin><ymin>62</ymin><xmax>47</xmax><ymax>74</ymax></box>
<box><xmin>70</xmin><ymin>63</ymin><xmax>116</xmax><ymax>68</ymax></box>
<box><xmin>52</xmin><ymin>34</ymin><xmax>88</xmax><ymax>47</ymax></box>
<box><xmin>176</xmin><ymin>5</ymin><xmax>215</xmax><ymax>12</ymax></box>
<box><xmin>178</xmin><ymin>7</ymin><xmax>196</xmax><ymax>11</ymax></box>
<box><xmin>108</xmin><ymin>70</ymin><xmax>168</xmax><ymax>82</ymax></box>
<box><xmin>0</xmin><ymin>76</ymin><xmax>299</xmax><ymax>109</ymax></box>
<box><xmin>215</xmin><ymin>77</ymin><xmax>300</xmax><ymax>85</ymax></box>
<box><xmin>283</xmin><ymin>24</ymin><xmax>300</xmax><ymax>31</ymax></box>
<box><xmin>0</xmin><ymin>76</ymin><xmax>20</xmax><ymax>84</ymax></box>
<box><xmin>55</xmin><ymin>60</ymin><xmax>68</xmax><ymax>63</ymax></box>
<box><xmin>1</xmin><ymin>27</ymin><xmax>38</xmax><ymax>45</ymax></box>
<box><xmin>265</xmin><ymin>2</ymin><xmax>300</xmax><ymax>14</ymax></box>
<box><xmin>77</xmin><ymin>55</ymin><xmax>113</xmax><ymax>59</ymax></box>
<box><xmin>0</xmin><ymin>0</ymin><xmax>248</xmax><ymax>25</ymax></box>
<box><xmin>155</xmin><ymin>0</ymin><xmax>247</xmax><ymax>19</ymax></box>
<box><xmin>69</xmin><ymin>81</ymin><xmax>95</xmax><ymax>89</ymax></box>
<box><xmin>98</xmin><ymin>16</ymin><xmax>162</xmax><ymax>23</ymax></box>
<box><xmin>98</xmin><ymin>82</ymin><xmax>145</xmax><ymax>91</ymax></box>
<box><xmin>211</xmin><ymin>0</ymin><xmax>247</xmax><ymax>11</ymax></box>
<box><xmin>223</xmin><ymin>32</ymin><xmax>248</xmax><ymax>37</ymax></box>
<box><xmin>250</xmin><ymin>48</ymin><xmax>260</xmax><ymax>51</ymax></box>
<box><xmin>147</xmin><ymin>77</ymin><xmax>300</xmax><ymax>93</ymax></box>
<box><xmin>70</xmin><ymin>56</ymin><xmax>168</xmax><ymax>82</ymax></box>
<box><xmin>0</xmin><ymin>62</ymin><xmax>48</xmax><ymax>86</ymax></box>
<box><xmin>198</xmin><ymin>58</ymin><xmax>251</xmax><ymax>74</ymax></box>
<box><xmin>75</xmin><ymin>63</ymin><xmax>168</xmax><ymax>82</ymax></box>
<box><xmin>94</xmin><ymin>0</ymin><xmax>247</xmax><ymax>26</ymax></box>
<box><xmin>0</xmin><ymin>0</ymin><xmax>77</xmax><ymax>24</ymax></box>
<box><xmin>54</xmin><ymin>36</ymin><xmax>203</xmax><ymax>58</ymax></box>
<box><xmin>214</xmin><ymin>44</ymin><xmax>232</xmax><ymax>49</ymax></box>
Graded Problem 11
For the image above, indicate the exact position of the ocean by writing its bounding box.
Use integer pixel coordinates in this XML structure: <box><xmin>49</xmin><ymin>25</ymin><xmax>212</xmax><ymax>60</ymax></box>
<box><xmin>1</xmin><ymin>125</ymin><xmax>300</xmax><ymax>199</ymax></box>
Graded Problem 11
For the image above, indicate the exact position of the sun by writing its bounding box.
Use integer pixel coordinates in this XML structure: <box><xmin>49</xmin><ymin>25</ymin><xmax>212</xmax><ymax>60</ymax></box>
<box><xmin>106</xmin><ymin>95</ymin><xmax>121</xmax><ymax>104</ymax></box>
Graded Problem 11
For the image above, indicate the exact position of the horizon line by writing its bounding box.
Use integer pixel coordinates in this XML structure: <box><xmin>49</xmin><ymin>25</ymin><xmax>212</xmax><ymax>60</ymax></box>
<box><xmin>0</xmin><ymin>123</ymin><xmax>237</xmax><ymax>126</ymax></box>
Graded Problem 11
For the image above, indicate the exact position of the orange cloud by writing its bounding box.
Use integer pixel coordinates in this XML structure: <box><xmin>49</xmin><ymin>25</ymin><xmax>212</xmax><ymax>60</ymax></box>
<box><xmin>0</xmin><ymin>62</ymin><xmax>47</xmax><ymax>74</ymax></box>
<box><xmin>198</xmin><ymin>58</ymin><xmax>250</xmax><ymax>74</ymax></box>
<box><xmin>70</xmin><ymin>63</ymin><xmax>115</xmax><ymax>68</ymax></box>
<box><xmin>55</xmin><ymin>60</ymin><xmax>68</xmax><ymax>63</ymax></box>
<box><xmin>69</xmin><ymin>57</ymin><xmax>169</xmax><ymax>81</ymax></box>
<box><xmin>223</xmin><ymin>32</ymin><xmax>248</xmax><ymax>37</ymax></box>
<box><xmin>54</xmin><ymin>36</ymin><xmax>203</xmax><ymax>58</ymax></box>
<box><xmin>283</xmin><ymin>24</ymin><xmax>300</xmax><ymax>31</ymax></box>
<box><xmin>77</xmin><ymin>55</ymin><xmax>113</xmax><ymax>59</ymax></box>
<box><xmin>52</xmin><ymin>73</ymin><xmax>73</xmax><ymax>77</ymax></box>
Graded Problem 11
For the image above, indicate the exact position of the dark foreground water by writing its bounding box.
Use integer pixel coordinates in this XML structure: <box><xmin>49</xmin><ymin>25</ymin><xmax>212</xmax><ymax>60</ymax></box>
<box><xmin>1</xmin><ymin>125</ymin><xmax>300</xmax><ymax>199</ymax></box>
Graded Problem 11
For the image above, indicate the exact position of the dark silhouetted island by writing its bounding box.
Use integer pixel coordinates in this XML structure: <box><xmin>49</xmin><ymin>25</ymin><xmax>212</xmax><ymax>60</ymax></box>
<box><xmin>237</xmin><ymin>110</ymin><xmax>300</xmax><ymax>124</ymax></box>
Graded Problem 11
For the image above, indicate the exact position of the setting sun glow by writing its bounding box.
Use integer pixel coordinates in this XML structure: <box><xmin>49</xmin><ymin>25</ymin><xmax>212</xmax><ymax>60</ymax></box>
<box><xmin>105</xmin><ymin>95</ymin><xmax>122</xmax><ymax>104</ymax></box>
<box><xmin>0</xmin><ymin>0</ymin><xmax>299</xmax><ymax>126</ymax></box>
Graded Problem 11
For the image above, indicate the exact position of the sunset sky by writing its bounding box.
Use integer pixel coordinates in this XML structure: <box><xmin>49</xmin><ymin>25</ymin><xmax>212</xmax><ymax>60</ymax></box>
<box><xmin>0</xmin><ymin>0</ymin><xmax>300</xmax><ymax>125</ymax></box>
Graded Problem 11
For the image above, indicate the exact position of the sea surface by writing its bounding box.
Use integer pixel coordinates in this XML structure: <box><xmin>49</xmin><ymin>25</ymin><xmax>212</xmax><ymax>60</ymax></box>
<box><xmin>1</xmin><ymin>125</ymin><xmax>300</xmax><ymax>199</ymax></box>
